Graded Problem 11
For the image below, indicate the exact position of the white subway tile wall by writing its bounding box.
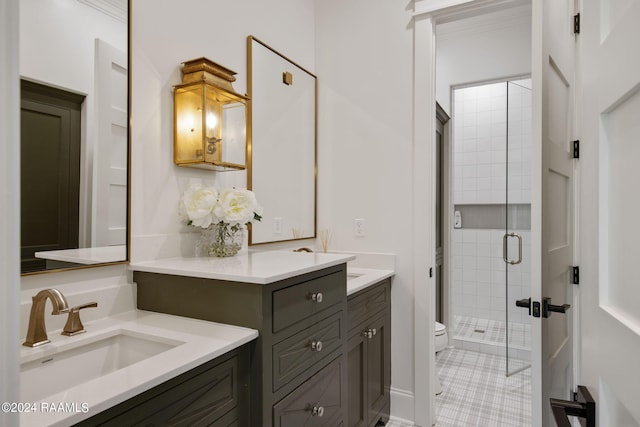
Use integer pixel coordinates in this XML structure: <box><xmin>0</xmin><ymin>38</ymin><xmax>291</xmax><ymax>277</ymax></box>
<box><xmin>452</xmin><ymin>228</ymin><xmax>531</xmax><ymax>325</ymax></box>
<box><xmin>453</xmin><ymin>81</ymin><xmax>532</xmax><ymax>205</ymax></box>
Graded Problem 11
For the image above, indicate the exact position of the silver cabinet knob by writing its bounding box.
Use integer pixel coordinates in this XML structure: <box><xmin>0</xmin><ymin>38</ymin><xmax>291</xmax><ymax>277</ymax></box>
<box><xmin>311</xmin><ymin>405</ymin><xmax>325</xmax><ymax>417</ymax></box>
<box><xmin>311</xmin><ymin>292</ymin><xmax>323</xmax><ymax>303</ymax></box>
<box><xmin>311</xmin><ymin>340</ymin><xmax>323</xmax><ymax>352</ymax></box>
<box><xmin>362</xmin><ymin>328</ymin><xmax>377</xmax><ymax>339</ymax></box>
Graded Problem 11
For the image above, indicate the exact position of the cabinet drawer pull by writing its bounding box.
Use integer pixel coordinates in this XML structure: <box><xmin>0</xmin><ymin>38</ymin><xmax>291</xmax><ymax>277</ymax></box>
<box><xmin>311</xmin><ymin>292</ymin><xmax>323</xmax><ymax>303</ymax></box>
<box><xmin>310</xmin><ymin>340</ymin><xmax>323</xmax><ymax>352</ymax></box>
<box><xmin>311</xmin><ymin>405</ymin><xmax>325</xmax><ymax>417</ymax></box>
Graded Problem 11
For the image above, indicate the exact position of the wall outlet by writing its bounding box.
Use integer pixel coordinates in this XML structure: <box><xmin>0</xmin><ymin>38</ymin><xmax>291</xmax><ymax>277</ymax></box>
<box><xmin>274</xmin><ymin>217</ymin><xmax>283</xmax><ymax>234</ymax></box>
<box><xmin>354</xmin><ymin>218</ymin><xmax>366</xmax><ymax>236</ymax></box>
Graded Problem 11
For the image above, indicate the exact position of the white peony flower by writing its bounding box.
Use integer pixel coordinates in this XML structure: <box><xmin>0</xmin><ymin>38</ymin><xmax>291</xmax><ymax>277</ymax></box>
<box><xmin>214</xmin><ymin>188</ymin><xmax>263</xmax><ymax>225</ymax></box>
<box><xmin>179</xmin><ymin>185</ymin><xmax>218</xmax><ymax>228</ymax></box>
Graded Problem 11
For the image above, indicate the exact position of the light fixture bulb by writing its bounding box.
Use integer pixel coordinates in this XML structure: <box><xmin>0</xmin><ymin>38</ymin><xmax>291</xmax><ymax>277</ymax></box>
<box><xmin>206</xmin><ymin>112</ymin><xmax>219</xmax><ymax>133</ymax></box>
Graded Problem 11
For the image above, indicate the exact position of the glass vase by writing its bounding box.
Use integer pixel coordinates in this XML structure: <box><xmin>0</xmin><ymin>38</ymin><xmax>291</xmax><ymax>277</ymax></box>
<box><xmin>196</xmin><ymin>222</ymin><xmax>244</xmax><ymax>257</ymax></box>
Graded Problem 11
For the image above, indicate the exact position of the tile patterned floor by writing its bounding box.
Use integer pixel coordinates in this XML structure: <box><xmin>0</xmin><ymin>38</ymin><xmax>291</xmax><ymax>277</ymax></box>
<box><xmin>434</xmin><ymin>348</ymin><xmax>532</xmax><ymax>427</ymax></box>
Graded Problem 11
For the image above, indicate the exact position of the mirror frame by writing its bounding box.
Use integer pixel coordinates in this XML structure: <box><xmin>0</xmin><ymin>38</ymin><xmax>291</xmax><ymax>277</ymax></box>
<box><xmin>21</xmin><ymin>0</ymin><xmax>131</xmax><ymax>276</ymax></box>
<box><xmin>246</xmin><ymin>35</ymin><xmax>317</xmax><ymax>246</ymax></box>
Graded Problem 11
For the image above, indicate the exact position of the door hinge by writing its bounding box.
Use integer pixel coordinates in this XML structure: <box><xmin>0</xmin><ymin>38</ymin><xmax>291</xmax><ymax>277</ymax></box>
<box><xmin>429</xmin><ymin>267</ymin><xmax>433</xmax><ymax>278</ymax></box>
<box><xmin>572</xmin><ymin>266</ymin><xmax>580</xmax><ymax>285</ymax></box>
<box><xmin>573</xmin><ymin>140</ymin><xmax>580</xmax><ymax>159</ymax></box>
<box><xmin>574</xmin><ymin>13</ymin><xmax>580</xmax><ymax>34</ymax></box>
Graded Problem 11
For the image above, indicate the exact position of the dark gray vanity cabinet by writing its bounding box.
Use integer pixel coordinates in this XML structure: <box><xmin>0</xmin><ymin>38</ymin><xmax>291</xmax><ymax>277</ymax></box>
<box><xmin>347</xmin><ymin>279</ymin><xmax>391</xmax><ymax>427</ymax></box>
<box><xmin>134</xmin><ymin>263</ymin><xmax>348</xmax><ymax>427</ymax></box>
<box><xmin>75</xmin><ymin>345</ymin><xmax>250</xmax><ymax>426</ymax></box>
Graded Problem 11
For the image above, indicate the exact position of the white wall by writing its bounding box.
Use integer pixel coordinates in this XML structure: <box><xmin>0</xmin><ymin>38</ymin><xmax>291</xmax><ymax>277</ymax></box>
<box><xmin>131</xmin><ymin>0</ymin><xmax>316</xmax><ymax>262</ymax></box>
<box><xmin>436</xmin><ymin>5</ymin><xmax>532</xmax><ymax>115</ymax></box>
<box><xmin>315</xmin><ymin>0</ymin><xmax>416</xmax><ymax>419</ymax></box>
<box><xmin>1</xmin><ymin>0</ymin><xmax>20</xmax><ymax>424</ymax></box>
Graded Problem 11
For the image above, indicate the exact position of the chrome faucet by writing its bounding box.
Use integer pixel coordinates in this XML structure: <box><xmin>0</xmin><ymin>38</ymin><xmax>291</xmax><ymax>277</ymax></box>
<box><xmin>23</xmin><ymin>289</ymin><xmax>69</xmax><ymax>347</ymax></box>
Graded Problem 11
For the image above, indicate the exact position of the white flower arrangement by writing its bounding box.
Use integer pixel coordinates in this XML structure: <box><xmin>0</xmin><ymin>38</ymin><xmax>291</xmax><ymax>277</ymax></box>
<box><xmin>179</xmin><ymin>183</ymin><xmax>263</xmax><ymax>229</ymax></box>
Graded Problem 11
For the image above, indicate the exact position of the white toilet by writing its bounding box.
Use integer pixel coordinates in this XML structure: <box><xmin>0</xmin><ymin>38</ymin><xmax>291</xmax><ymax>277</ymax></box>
<box><xmin>434</xmin><ymin>322</ymin><xmax>448</xmax><ymax>395</ymax></box>
<box><xmin>435</xmin><ymin>321</ymin><xmax>448</xmax><ymax>353</ymax></box>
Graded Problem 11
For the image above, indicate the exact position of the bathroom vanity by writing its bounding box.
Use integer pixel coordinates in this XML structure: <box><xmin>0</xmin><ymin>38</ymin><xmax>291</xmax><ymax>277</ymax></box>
<box><xmin>19</xmin><ymin>311</ymin><xmax>258</xmax><ymax>427</ymax></box>
<box><xmin>131</xmin><ymin>251</ymin><xmax>393</xmax><ymax>427</ymax></box>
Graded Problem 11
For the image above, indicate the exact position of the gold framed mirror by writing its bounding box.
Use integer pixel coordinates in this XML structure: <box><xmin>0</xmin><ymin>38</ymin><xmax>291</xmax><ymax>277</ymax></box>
<box><xmin>19</xmin><ymin>0</ymin><xmax>130</xmax><ymax>275</ymax></box>
<box><xmin>247</xmin><ymin>36</ymin><xmax>317</xmax><ymax>245</ymax></box>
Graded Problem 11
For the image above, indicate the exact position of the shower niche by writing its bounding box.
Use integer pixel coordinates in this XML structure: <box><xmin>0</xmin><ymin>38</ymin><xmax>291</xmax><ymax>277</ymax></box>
<box><xmin>450</xmin><ymin>78</ymin><xmax>532</xmax><ymax>375</ymax></box>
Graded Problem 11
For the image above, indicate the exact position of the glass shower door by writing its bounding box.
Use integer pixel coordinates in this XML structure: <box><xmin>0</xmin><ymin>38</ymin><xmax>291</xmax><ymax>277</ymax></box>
<box><xmin>505</xmin><ymin>79</ymin><xmax>533</xmax><ymax>376</ymax></box>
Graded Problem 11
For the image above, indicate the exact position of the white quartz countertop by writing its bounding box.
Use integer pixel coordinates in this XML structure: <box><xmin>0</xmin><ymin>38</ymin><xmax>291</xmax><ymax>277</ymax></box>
<box><xmin>347</xmin><ymin>267</ymin><xmax>395</xmax><ymax>296</ymax></box>
<box><xmin>35</xmin><ymin>245</ymin><xmax>126</xmax><ymax>264</ymax></box>
<box><xmin>130</xmin><ymin>251</ymin><xmax>355</xmax><ymax>284</ymax></box>
<box><xmin>20</xmin><ymin>310</ymin><xmax>258</xmax><ymax>427</ymax></box>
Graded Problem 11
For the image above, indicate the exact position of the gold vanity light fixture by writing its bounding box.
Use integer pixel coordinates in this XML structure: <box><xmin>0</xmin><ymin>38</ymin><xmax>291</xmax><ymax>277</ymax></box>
<box><xmin>173</xmin><ymin>57</ymin><xmax>249</xmax><ymax>171</ymax></box>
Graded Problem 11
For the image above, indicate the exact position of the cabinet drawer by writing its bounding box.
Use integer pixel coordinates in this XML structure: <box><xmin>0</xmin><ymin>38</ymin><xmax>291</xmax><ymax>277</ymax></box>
<box><xmin>273</xmin><ymin>312</ymin><xmax>343</xmax><ymax>392</ymax></box>
<box><xmin>273</xmin><ymin>270</ymin><xmax>345</xmax><ymax>333</ymax></box>
<box><xmin>273</xmin><ymin>356</ymin><xmax>345</xmax><ymax>427</ymax></box>
<box><xmin>347</xmin><ymin>279</ymin><xmax>390</xmax><ymax>334</ymax></box>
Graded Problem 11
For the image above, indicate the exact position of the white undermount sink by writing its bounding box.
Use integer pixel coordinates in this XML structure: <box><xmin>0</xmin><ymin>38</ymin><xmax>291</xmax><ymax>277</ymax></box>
<box><xmin>20</xmin><ymin>330</ymin><xmax>183</xmax><ymax>402</ymax></box>
<box><xmin>347</xmin><ymin>272</ymin><xmax>364</xmax><ymax>281</ymax></box>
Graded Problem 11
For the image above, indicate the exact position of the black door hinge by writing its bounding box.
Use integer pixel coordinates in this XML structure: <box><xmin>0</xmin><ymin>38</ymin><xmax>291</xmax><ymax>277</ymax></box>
<box><xmin>572</xmin><ymin>266</ymin><xmax>580</xmax><ymax>285</ymax></box>
<box><xmin>573</xmin><ymin>140</ymin><xmax>580</xmax><ymax>159</ymax></box>
<box><xmin>429</xmin><ymin>267</ymin><xmax>433</xmax><ymax>278</ymax></box>
<box><xmin>574</xmin><ymin>13</ymin><xmax>580</xmax><ymax>34</ymax></box>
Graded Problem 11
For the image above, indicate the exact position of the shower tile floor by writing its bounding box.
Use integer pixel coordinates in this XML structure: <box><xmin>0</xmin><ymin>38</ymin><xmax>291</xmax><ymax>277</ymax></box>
<box><xmin>434</xmin><ymin>348</ymin><xmax>532</xmax><ymax>426</ymax></box>
<box><xmin>453</xmin><ymin>315</ymin><xmax>531</xmax><ymax>358</ymax></box>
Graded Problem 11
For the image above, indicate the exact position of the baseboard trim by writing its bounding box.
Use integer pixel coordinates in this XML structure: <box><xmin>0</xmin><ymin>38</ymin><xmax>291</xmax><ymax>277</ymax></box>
<box><xmin>390</xmin><ymin>387</ymin><xmax>415</xmax><ymax>425</ymax></box>
<box><xmin>387</xmin><ymin>415</ymin><xmax>416</xmax><ymax>426</ymax></box>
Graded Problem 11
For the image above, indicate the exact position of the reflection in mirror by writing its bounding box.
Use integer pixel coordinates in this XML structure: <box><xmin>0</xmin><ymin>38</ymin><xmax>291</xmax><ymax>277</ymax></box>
<box><xmin>19</xmin><ymin>0</ymin><xmax>129</xmax><ymax>274</ymax></box>
<box><xmin>248</xmin><ymin>36</ymin><xmax>316</xmax><ymax>245</ymax></box>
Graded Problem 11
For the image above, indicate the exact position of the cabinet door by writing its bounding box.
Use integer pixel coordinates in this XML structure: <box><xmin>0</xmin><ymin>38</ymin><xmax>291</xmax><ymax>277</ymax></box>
<box><xmin>366</xmin><ymin>312</ymin><xmax>390</xmax><ymax>427</ymax></box>
<box><xmin>347</xmin><ymin>332</ymin><xmax>366</xmax><ymax>427</ymax></box>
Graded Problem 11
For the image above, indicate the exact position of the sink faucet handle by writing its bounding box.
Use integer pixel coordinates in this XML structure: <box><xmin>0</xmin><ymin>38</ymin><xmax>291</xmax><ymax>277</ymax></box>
<box><xmin>62</xmin><ymin>302</ymin><xmax>98</xmax><ymax>336</ymax></box>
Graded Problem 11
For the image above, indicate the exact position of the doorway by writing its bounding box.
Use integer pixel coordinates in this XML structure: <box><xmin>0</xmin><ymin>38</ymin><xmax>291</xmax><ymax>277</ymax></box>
<box><xmin>435</xmin><ymin>77</ymin><xmax>534</xmax><ymax>426</ymax></box>
<box><xmin>411</xmin><ymin>2</ymin><xmax>537</xmax><ymax>425</ymax></box>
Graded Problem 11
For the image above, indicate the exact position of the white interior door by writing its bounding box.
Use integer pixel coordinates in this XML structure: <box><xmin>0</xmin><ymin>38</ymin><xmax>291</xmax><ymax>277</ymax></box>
<box><xmin>94</xmin><ymin>38</ymin><xmax>127</xmax><ymax>247</ymax></box>
<box><xmin>579</xmin><ymin>0</ymin><xmax>640</xmax><ymax>425</ymax></box>
<box><xmin>531</xmin><ymin>0</ymin><xmax>577</xmax><ymax>425</ymax></box>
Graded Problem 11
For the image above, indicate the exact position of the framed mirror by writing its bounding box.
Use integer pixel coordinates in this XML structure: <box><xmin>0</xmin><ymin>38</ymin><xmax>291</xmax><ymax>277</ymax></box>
<box><xmin>19</xmin><ymin>0</ymin><xmax>129</xmax><ymax>274</ymax></box>
<box><xmin>247</xmin><ymin>36</ymin><xmax>317</xmax><ymax>245</ymax></box>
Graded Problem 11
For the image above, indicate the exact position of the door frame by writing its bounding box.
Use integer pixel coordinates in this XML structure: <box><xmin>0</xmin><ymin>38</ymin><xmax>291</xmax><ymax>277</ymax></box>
<box><xmin>412</xmin><ymin>1</ymin><xmax>542</xmax><ymax>425</ymax></box>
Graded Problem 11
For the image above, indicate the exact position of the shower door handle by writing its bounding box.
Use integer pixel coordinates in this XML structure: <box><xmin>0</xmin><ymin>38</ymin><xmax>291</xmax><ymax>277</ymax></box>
<box><xmin>503</xmin><ymin>232</ymin><xmax>523</xmax><ymax>265</ymax></box>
